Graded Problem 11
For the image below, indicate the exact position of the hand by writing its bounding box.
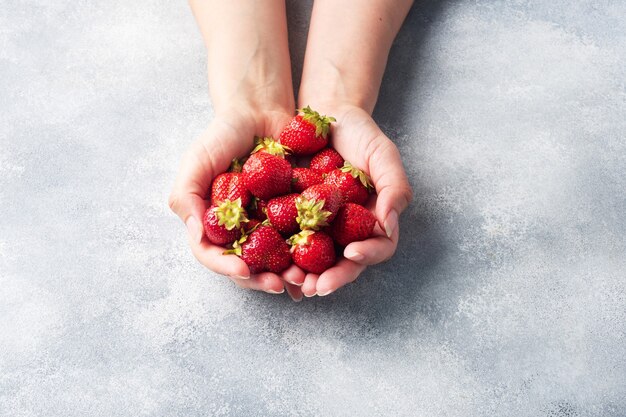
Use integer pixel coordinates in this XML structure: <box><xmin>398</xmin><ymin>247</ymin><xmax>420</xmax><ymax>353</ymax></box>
<box><xmin>168</xmin><ymin>107</ymin><xmax>306</xmax><ymax>298</ymax></box>
<box><xmin>299</xmin><ymin>104</ymin><xmax>413</xmax><ymax>297</ymax></box>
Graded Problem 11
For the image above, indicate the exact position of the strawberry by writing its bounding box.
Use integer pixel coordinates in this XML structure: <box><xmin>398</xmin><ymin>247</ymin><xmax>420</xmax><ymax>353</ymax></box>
<box><xmin>289</xmin><ymin>230</ymin><xmax>336</xmax><ymax>274</ymax></box>
<box><xmin>266</xmin><ymin>193</ymin><xmax>300</xmax><ymax>235</ymax></box>
<box><xmin>210</xmin><ymin>172</ymin><xmax>251</xmax><ymax>207</ymax></box>
<box><xmin>296</xmin><ymin>184</ymin><xmax>343</xmax><ymax>230</ymax></box>
<box><xmin>247</xmin><ymin>197</ymin><xmax>268</xmax><ymax>221</ymax></box>
<box><xmin>330</xmin><ymin>203</ymin><xmax>376</xmax><ymax>246</ymax></box>
<box><xmin>291</xmin><ymin>168</ymin><xmax>324</xmax><ymax>193</ymax></box>
<box><xmin>203</xmin><ymin>198</ymin><xmax>248</xmax><ymax>246</ymax></box>
<box><xmin>279</xmin><ymin>106</ymin><xmax>336</xmax><ymax>155</ymax></box>
<box><xmin>324</xmin><ymin>161</ymin><xmax>373</xmax><ymax>205</ymax></box>
<box><xmin>242</xmin><ymin>151</ymin><xmax>292</xmax><ymax>200</ymax></box>
<box><xmin>310</xmin><ymin>148</ymin><xmax>344</xmax><ymax>173</ymax></box>
<box><xmin>231</xmin><ymin>225</ymin><xmax>291</xmax><ymax>274</ymax></box>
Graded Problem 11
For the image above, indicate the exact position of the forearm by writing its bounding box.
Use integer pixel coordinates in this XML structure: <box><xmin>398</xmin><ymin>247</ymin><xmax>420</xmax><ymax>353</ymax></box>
<box><xmin>298</xmin><ymin>0</ymin><xmax>413</xmax><ymax>114</ymax></box>
<box><xmin>189</xmin><ymin>0</ymin><xmax>294</xmax><ymax>114</ymax></box>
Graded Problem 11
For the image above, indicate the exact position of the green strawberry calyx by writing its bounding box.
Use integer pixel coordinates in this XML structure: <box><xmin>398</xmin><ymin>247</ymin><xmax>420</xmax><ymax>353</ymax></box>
<box><xmin>288</xmin><ymin>230</ymin><xmax>315</xmax><ymax>253</ymax></box>
<box><xmin>299</xmin><ymin>106</ymin><xmax>336</xmax><ymax>139</ymax></box>
<box><xmin>214</xmin><ymin>198</ymin><xmax>249</xmax><ymax>231</ymax></box>
<box><xmin>340</xmin><ymin>161</ymin><xmax>373</xmax><ymax>190</ymax></box>
<box><xmin>296</xmin><ymin>196</ymin><xmax>331</xmax><ymax>230</ymax></box>
<box><xmin>252</xmin><ymin>136</ymin><xmax>292</xmax><ymax>158</ymax></box>
<box><xmin>229</xmin><ymin>157</ymin><xmax>244</xmax><ymax>173</ymax></box>
<box><xmin>224</xmin><ymin>233</ymin><xmax>247</xmax><ymax>256</ymax></box>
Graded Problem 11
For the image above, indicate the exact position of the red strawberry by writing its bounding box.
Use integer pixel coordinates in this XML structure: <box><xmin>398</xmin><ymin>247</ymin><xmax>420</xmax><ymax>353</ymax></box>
<box><xmin>210</xmin><ymin>172</ymin><xmax>252</xmax><ymax>207</ymax></box>
<box><xmin>279</xmin><ymin>106</ymin><xmax>336</xmax><ymax>155</ymax></box>
<box><xmin>248</xmin><ymin>197</ymin><xmax>268</xmax><ymax>221</ymax></box>
<box><xmin>291</xmin><ymin>168</ymin><xmax>324</xmax><ymax>193</ymax></box>
<box><xmin>296</xmin><ymin>184</ymin><xmax>343</xmax><ymax>230</ymax></box>
<box><xmin>203</xmin><ymin>198</ymin><xmax>248</xmax><ymax>246</ymax></box>
<box><xmin>232</xmin><ymin>225</ymin><xmax>291</xmax><ymax>274</ymax></box>
<box><xmin>289</xmin><ymin>230</ymin><xmax>336</xmax><ymax>274</ymax></box>
<box><xmin>330</xmin><ymin>203</ymin><xmax>376</xmax><ymax>246</ymax></box>
<box><xmin>242</xmin><ymin>151</ymin><xmax>292</xmax><ymax>200</ymax></box>
<box><xmin>324</xmin><ymin>161</ymin><xmax>373</xmax><ymax>205</ymax></box>
<box><xmin>252</xmin><ymin>136</ymin><xmax>291</xmax><ymax>158</ymax></box>
<box><xmin>266</xmin><ymin>193</ymin><xmax>300</xmax><ymax>235</ymax></box>
<box><xmin>310</xmin><ymin>148</ymin><xmax>344</xmax><ymax>173</ymax></box>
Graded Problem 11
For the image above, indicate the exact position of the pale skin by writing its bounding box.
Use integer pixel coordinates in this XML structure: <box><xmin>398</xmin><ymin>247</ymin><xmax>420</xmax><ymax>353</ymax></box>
<box><xmin>169</xmin><ymin>0</ymin><xmax>414</xmax><ymax>301</ymax></box>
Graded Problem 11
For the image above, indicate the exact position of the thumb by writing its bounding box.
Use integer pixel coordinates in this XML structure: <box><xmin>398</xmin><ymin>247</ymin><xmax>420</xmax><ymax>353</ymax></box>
<box><xmin>368</xmin><ymin>137</ymin><xmax>413</xmax><ymax>238</ymax></box>
<box><xmin>168</xmin><ymin>191</ymin><xmax>207</xmax><ymax>245</ymax></box>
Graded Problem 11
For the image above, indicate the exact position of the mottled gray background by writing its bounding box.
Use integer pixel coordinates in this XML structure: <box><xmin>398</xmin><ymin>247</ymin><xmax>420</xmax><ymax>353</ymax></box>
<box><xmin>1</xmin><ymin>0</ymin><xmax>625</xmax><ymax>416</ymax></box>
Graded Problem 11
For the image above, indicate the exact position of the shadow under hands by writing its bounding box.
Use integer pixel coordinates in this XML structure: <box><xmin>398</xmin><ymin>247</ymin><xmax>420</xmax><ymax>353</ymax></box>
<box><xmin>282</xmin><ymin>0</ymin><xmax>455</xmax><ymax>337</ymax></box>
<box><xmin>285</xmin><ymin>0</ymin><xmax>314</xmax><ymax>103</ymax></box>
<box><xmin>374</xmin><ymin>0</ymin><xmax>449</xmax><ymax>130</ymax></box>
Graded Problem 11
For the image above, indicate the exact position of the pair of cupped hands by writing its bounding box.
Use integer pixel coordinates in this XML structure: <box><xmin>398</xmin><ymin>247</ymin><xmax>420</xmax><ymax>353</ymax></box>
<box><xmin>168</xmin><ymin>103</ymin><xmax>413</xmax><ymax>301</ymax></box>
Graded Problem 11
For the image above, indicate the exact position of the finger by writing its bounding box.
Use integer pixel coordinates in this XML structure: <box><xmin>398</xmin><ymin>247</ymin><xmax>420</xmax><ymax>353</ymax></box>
<box><xmin>232</xmin><ymin>273</ymin><xmax>284</xmax><ymax>294</ymax></box>
<box><xmin>253</xmin><ymin>272</ymin><xmax>285</xmax><ymax>294</ymax></box>
<box><xmin>366</xmin><ymin>136</ymin><xmax>413</xmax><ymax>238</ymax></box>
<box><xmin>301</xmin><ymin>273</ymin><xmax>319</xmax><ymax>297</ymax></box>
<box><xmin>282</xmin><ymin>264</ymin><xmax>306</xmax><ymax>286</ymax></box>
<box><xmin>343</xmin><ymin>222</ymin><xmax>399</xmax><ymax>265</ymax></box>
<box><xmin>316</xmin><ymin>258</ymin><xmax>367</xmax><ymax>297</ymax></box>
<box><xmin>190</xmin><ymin>238</ymin><xmax>251</xmax><ymax>278</ymax></box>
<box><xmin>285</xmin><ymin>282</ymin><xmax>303</xmax><ymax>302</ymax></box>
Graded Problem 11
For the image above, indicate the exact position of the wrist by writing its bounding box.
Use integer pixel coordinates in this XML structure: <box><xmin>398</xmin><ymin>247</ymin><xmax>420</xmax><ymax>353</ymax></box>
<box><xmin>295</xmin><ymin>99</ymin><xmax>368</xmax><ymax>122</ymax></box>
<box><xmin>207</xmin><ymin>40</ymin><xmax>294</xmax><ymax>115</ymax></box>
<box><xmin>213</xmin><ymin>95</ymin><xmax>294</xmax><ymax>120</ymax></box>
<box><xmin>212</xmin><ymin>100</ymin><xmax>295</xmax><ymax>141</ymax></box>
<box><xmin>298</xmin><ymin>71</ymin><xmax>379</xmax><ymax>116</ymax></box>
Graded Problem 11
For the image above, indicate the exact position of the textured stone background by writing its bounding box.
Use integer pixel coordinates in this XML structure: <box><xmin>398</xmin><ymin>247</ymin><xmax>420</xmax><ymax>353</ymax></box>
<box><xmin>1</xmin><ymin>1</ymin><xmax>625</xmax><ymax>416</ymax></box>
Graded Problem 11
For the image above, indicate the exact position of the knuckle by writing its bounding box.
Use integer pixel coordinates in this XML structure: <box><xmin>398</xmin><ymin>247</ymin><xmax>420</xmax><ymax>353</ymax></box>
<box><xmin>402</xmin><ymin>183</ymin><xmax>415</xmax><ymax>206</ymax></box>
<box><xmin>364</xmin><ymin>134</ymin><xmax>389</xmax><ymax>163</ymax></box>
<box><xmin>168</xmin><ymin>192</ymin><xmax>180</xmax><ymax>213</ymax></box>
<box><xmin>370</xmin><ymin>137</ymin><xmax>402</xmax><ymax>174</ymax></box>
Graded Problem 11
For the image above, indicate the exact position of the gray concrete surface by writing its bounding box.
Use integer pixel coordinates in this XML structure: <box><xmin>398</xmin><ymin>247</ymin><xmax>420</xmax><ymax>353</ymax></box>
<box><xmin>1</xmin><ymin>1</ymin><xmax>625</xmax><ymax>416</ymax></box>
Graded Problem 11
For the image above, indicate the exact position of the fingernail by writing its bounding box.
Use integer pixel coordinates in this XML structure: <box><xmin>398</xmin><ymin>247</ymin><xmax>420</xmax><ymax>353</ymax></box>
<box><xmin>266</xmin><ymin>288</ymin><xmax>285</xmax><ymax>294</ymax></box>
<box><xmin>303</xmin><ymin>293</ymin><xmax>316</xmax><ymax>298</ymax></box>
<box><xmin>317</xmin><ymin>288</ymin><xmax>333</xmax><ymax>297</ymax></box>
<box><xmin>186</xmin><ymin>216</ymin><xmax>202</xmax><ymax>244</ymax></box>
<box><xmin>233</xmin><ymin>274</ymin><xmax>250</xmax><ymax>280</ymax></box>
<box><xmin>384</xmin><ymin>210</ymin><xmax>398</xmax><ymax>238</ymax></box>
<box><xmin>344</xmin><ymin>249</ymin><xmax>364</xmax><ymax>262</ymax></box>
<box><xmin>285</xmin><ymin>279</ymin><xmax>303</xmax><ymax>287</ymax></box>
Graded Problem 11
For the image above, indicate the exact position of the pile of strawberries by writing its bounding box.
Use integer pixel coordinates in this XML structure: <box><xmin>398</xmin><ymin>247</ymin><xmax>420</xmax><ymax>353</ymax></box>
<box><xmin>204</xmin><ymin>106</ymin><xmax>377</xmax><ymax>275</ymax></box>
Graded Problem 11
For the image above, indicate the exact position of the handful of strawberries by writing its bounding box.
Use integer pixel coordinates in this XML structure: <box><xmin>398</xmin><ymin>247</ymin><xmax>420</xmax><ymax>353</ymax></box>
<box><xmin>203</xmin><ymin>106</ymin><xmax>377</xmax><ymax>275</ymax></box>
